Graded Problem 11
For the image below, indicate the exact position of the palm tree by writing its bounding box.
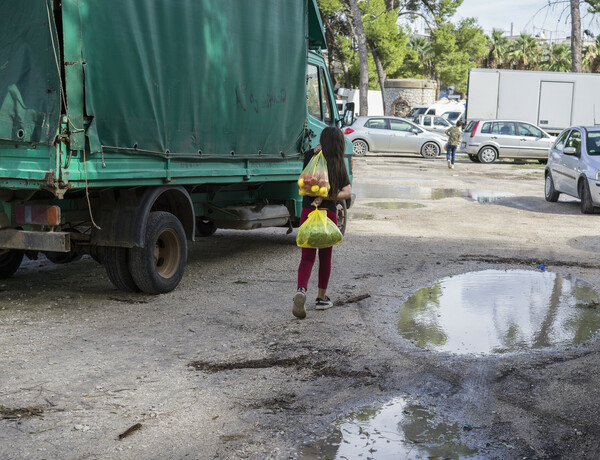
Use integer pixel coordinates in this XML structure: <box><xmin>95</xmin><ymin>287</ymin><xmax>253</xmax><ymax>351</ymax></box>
<box><xmin>545</xmin><ymin>43</ymin><xmax>572</xmax><ymax>72</ymax></box>
<box><xmin>408</xmin><ymin>36</ymin><xmax>434</xmax><ymax>78</ymax></box>
<box><xmin>507</xmin><ymin>33</ymin><xmax>542</xmax><ymax>70</ymax></box>
<box><xmin>486</xmin><ymin>28</ymin><xmax>508</xmax><ymax>69</ymax></box>
<box><xmin>583</xmin><ymin>36</ymin><xmax>600</xmax><ymax>73</ymax></box>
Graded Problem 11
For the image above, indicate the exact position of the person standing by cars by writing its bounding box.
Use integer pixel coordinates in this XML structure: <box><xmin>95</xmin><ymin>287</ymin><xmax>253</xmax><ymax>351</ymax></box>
<box><xmin>445</xmin><ymin>120</ymin><xmax>463</xmax><ymax>169</ymax></box>
<box><xmin>293</xmin><ymin>127</ymin><xmax>352</xmax><ymax>319</ymax></box>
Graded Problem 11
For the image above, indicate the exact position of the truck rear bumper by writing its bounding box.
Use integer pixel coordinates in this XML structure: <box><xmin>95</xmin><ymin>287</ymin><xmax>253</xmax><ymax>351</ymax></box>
<box><xmin>0</xmin><ymin>229</ymin><xmax>71</xmax><ymax>252</ymax></box>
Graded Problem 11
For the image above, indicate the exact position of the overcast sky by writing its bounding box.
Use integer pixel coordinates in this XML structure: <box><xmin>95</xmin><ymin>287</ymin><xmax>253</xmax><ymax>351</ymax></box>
<box><xmin>454</xmin><ymin>0</ymin><xmax>600</xmax><ymax>38</ymax></box>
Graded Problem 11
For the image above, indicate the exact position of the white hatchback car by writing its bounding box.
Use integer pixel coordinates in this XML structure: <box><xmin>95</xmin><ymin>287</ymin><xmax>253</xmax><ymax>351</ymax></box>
<box><xmin>545</xmin><ymin>126</ymin><xmax>600</xmax><ymax>213</ymax></box>
<box><xmin>460</xmin><ymin>120</ymin><xmax>555</xmax><ymax>163</ymax></box>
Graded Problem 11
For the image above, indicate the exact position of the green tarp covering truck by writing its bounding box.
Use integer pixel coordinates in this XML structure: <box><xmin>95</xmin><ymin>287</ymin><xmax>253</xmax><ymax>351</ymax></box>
<box><xmin>0</xmin><ymin>0</ymin><xmax>353</xmax><ymax>294</ymax></box>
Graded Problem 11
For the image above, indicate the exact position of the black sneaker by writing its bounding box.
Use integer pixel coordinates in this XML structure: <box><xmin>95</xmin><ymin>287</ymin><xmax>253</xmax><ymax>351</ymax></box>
<box><xmin>293</xmin><ymin>289</ymin><xmax>307</xmax><ymax>319</ymax></box>
<box><xmin>315</xmin><ymin>296</ymin><xmax>333</xmax><ymax>310</ymax></box>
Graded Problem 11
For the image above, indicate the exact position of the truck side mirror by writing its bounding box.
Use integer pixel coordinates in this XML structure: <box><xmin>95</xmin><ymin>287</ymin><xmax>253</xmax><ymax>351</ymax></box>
<box><xmin>342</xmin><ymin>102</ymin><xmax>355</xmax><ymax>127</ymax></box>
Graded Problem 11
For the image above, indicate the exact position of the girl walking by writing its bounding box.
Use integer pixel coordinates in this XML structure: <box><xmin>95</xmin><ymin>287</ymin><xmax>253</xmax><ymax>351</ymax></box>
<box><xmin>293</xmin><ymin>127</ymin><xmax>352</xmax><ymax>319</ymax></box>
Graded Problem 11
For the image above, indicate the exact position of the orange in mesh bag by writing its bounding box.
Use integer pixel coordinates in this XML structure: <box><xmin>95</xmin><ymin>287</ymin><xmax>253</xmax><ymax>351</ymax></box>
<box><xmin>298</xmin><ymin>151</ymin><xmax>330</xmax><ymax>198</ymax></box>
<box><xmin>296</xmin><ymin>208</ymin><xmax>343</xmax><ymax>249</ymax></box>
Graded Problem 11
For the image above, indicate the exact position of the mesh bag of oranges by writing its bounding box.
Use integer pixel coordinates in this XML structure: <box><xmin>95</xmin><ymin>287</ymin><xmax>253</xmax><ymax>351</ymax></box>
<box><xmin>298</xmin><ymin>151</ymin><xmax>330</xmax><ymax>198</ymax></box>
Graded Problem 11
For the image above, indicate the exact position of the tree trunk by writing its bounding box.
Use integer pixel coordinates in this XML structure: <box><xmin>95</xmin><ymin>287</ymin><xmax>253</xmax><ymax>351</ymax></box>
<box><xmin>369</xmin><ymin>42</ymin><xmax>387</xmax><ymax>115</ymax></box>
<box><xmin>324</xmin><ymin>26</ymin><xmax>338</xmax><ymax>89</ymax></box>
<box><xmin>348</xmin><ymin>0</ymin><xmax>369</xmax><ymax>116</ymax></box>
<box><xmin>571</xmin><ymin>0</ymin><xmax>582</xmax><ymax>72</ymax></box>
<box><xmin>336</xmin><ymin>51</ymin><xmax>352</xmax><ymax>88</ymax></box>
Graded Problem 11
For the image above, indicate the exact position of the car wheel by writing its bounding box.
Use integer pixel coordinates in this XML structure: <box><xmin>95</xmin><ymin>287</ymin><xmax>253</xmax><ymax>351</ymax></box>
<box><xmin>478</xmin><ymin>146</ymin><xmax>498</xmax><ymax>164</ymax></box>
<box><xmin>420</xmin><ymin>142</ymin><xmax>440</xmax><ymax>159</ymax></box>
<box><xmin>352</xmin><ymin>140</ymin><xmax>368</xmax><ymax>156</ymax></box>
<box><xmin>195</xmin><ymin>218</ymin><xmax>217</xmax><ymax>237</ymax></box>
<box><xmin>579</xmin><ymin>179</ymin><xmax>595</xmax><ymax>214</ymax></box>
<box><xmin>544</xmin><ymin>172</ymin><xmax>560</xmax><ymax>202</ymax></box>
<box><xmin>468</xmin><ymin>154</ymin><xmax>479</xmax><ymax>163</ymax></box>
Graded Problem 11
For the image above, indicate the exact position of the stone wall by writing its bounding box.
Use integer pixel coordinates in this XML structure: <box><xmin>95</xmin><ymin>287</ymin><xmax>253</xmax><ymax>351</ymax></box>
<box><xmin>383</xmin><ymin>79</ymin><xmax>437</xmax><ymax>117</ymax></box>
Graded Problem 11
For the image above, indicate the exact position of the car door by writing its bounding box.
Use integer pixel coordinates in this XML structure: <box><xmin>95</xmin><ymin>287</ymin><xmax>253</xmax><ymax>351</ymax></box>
<box><xmin>490</xmin><ymin>122</ymin><xmax>520</xmax><ymax>157</ymax></box>
<box><xmin>388</xmin><ymin>118</ymin><xmax>421</xmax><ymax>153</ymax></box>
<box><xmin>432</xmin><ymin>116</ymin><xmax>450</xmax><ymax>134</ymax></box>
<box><xmin>516</xmin><ymin>122</ymin><xmax>552</xmax><ymax>158</ymax></box>
<box><xmin>548</xmin><ymin>130</ymin><xmax>570</xmax><ymax>191</ymax></box>
<box><xmin>555</xmin><ymin>129</ymin><xmax>583</xmax><ymax>196</ymax></box>
<box><xmin>363</xmin><ymin>118</ymin><xmax>391</xmax><ymax>152</ymax></box>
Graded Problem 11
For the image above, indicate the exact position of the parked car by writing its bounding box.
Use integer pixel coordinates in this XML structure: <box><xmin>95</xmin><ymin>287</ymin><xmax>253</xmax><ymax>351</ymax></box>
<box><xmin>414</xmin><ymin>115</ymin><xmax>453</xmax><ymax>134</ymax></box>
<box><xmin>459</xmin><ymin>119</ymin><xmax>555</xmax><ymax>163</ymax></box>
<box><xmin>544</xmin><ymin>126</ymin><xmax>600</xmax><ymax>213</ymax></box>
<box><xmin>344</xmin><ymin>116</ymin><xmax>446</xmax><ymax>158</ymax></box>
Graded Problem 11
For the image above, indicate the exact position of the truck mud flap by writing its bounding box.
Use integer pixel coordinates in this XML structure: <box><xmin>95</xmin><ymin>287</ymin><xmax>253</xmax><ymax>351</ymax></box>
<box><xmin>0</xmin><ymin>229</ymin><xmax>70</xmax><ymax>252</ymax></box>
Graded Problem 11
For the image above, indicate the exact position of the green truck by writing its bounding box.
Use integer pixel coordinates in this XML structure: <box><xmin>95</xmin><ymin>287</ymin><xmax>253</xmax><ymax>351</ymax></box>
<box><xmin>0</xmin><ymin>0</ymin><xmax>353</xmax><ymax>294</ymax></box>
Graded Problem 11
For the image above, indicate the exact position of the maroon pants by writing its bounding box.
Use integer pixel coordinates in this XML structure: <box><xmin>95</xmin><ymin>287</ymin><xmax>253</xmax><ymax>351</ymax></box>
<box><xmin>297</xmin><ymin>207</ymin><xmax>338</xmax><ymax>290</ymax></box>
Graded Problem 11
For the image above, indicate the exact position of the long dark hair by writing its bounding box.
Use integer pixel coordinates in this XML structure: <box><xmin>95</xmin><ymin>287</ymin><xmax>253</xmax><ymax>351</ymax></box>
<box><xmin>320</xmin><ymin>126</ymin><xmax>350</xmax><ymax>199</ymax></box>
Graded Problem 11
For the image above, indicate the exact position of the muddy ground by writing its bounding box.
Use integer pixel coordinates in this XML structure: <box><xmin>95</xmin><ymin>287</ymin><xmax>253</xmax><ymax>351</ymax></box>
<box><xmin>2</xmin><ymin>154</ymin><xmax>600</xmax><ymax>459</ymax></box>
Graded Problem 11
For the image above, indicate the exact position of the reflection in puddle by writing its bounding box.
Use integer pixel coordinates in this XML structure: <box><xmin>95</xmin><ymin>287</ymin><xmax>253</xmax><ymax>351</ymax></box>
<box><xmin>398</xmin><ymin>270</ymin><xmax>600</xmax><ymax>355</ymax></box>
<box><xmin>298</xmin><ymin>397</ymin><xmax>481</xmax><ymax>459</ymax></box>
<box><xmin>365</xmin><ymin>202</ymin><xmax>426</xmax><ymax>209</ymax></box>
<box><xmin>353</xmin><ymin>182</ymin><xmax>513</xmax><ymax>203</ymax></box>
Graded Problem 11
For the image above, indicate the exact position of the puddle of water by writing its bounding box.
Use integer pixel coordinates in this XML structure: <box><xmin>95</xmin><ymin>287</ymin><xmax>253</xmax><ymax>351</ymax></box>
<box><xmin>361</xmin><ymin>175</ymin><xmax>438</xmax><ymax>182</ymax></box>
<box><xmin>398</xmin><ymin>269</ymin><xmax>600</xmax><ymax>355</ymax></box>
<box><xmin>348</xmin><ymin>212</ymin><xmax>376</xmax><ymax>220</ymax></box>
<box><xmin>365</xmin><ymin>202</ymin><xmax>426</xmax><ymax>209</ymax></box>
<box><xmin>353</xmin><ymin>183</ymin><xmax>513</xmax><ymax>203</ymax></box>
<box><xmin>298</xmin><ymin>397</ymin><xmax>482</xmax><ymax>460</ymax></box>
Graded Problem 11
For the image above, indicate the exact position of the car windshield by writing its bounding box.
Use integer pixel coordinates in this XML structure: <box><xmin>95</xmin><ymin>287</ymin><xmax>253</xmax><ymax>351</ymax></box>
<box><xmin>407</xmin><ymin>107</ymin><xmax>427</xmax><ymax>118</ymax></box>
<box><xmin>441</xmin><ymin>111</ymin><xmax>461</xmax><ymax>121</ymax></box>
<box><xmin>587</xmin><ymin>132</ymin><xmax>600</xmax><ymax>155</ymax></box>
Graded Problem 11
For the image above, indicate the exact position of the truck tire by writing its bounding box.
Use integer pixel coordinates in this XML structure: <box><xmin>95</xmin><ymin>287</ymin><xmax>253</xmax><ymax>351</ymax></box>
<box><xmin>104</xmin><ymin>246</ymin><xmax>141</xmax><ymax>292</ymax></box>
<box><xmin>129</xmin><ymin>211</ymin><xmax>187</xmax><ymax>294</ymax></box>
<box><xmin>336</xmin><ymin>200</ymin><xmax>348</xmax><ymax>235</ymax></box>
<box><xmin>0</xmin><ymin>249</ymin><xmax>24</xmax><ymax>279</ymax></box>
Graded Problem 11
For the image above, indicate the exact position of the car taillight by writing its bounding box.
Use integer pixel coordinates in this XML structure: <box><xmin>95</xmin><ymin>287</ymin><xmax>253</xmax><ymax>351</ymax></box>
<box><xmin>470</xmin><ymin>121</ymin><xmax>479</xmax><ymax>138</ymax></box>
<box><xmin>344</xmin><ymin>128</ymin><xmax>354</xmax><ymax>135</ymax></box>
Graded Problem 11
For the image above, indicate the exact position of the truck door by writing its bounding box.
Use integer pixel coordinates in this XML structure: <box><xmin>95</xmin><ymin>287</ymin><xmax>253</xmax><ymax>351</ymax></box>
<box><xmin>538</xmin><ymin>81</ymin><xmax>573</xmax><ymax>132</ymax></box>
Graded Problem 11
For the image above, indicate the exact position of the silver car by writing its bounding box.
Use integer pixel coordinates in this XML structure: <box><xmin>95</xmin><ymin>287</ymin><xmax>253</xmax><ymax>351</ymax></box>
<box><xmin>344</xmin><ymin>116</ymin><xmax>446</xmax><ymax>158</ymax></box>
<box><xmin>460</xmin><ymin>119</ymin><xmax>555</xmax><ymax>163</ymax></box>
<box><xmin>545</xmin><ymin>126</ymin><xmax>600</xmax><ymax>214</ymax></box>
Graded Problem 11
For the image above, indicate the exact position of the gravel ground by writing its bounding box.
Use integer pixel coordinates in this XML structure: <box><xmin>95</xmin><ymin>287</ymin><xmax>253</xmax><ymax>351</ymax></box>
<box><xmin>2</xmin><ymin>154</ymin><xmax>600</xmax><ymax>459</ymax></box>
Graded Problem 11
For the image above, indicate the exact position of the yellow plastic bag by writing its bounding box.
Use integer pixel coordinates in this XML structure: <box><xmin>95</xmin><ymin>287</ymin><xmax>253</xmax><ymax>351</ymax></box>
<box><xmin>296</xmin><ymin>208</ymin><xmax>343</xmax><ymax>249</ymax></box>
<box><xmin>298</xmin><ymin>151</ymin><xmax>330</xmax><ymax>197</ymax></box>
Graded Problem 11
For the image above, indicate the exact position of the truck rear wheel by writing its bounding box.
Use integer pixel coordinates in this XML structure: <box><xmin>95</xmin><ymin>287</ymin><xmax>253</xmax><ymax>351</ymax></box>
<box><xmin>0</xmin><ymin>249</ymin><xmax>24</xmax><ymax>278</ymax></box>
<box><xmin>129</xmin><ymin>212</ymin><xmax>187</xmax><ymax>294</ymax></box>
<box><xmin>336</xmin><ymin>200</ymin><xmax>347</xmax><ymax>235</ymax></box>
<box><xmin>104</xmin><ymin>246</ymin><xmax>140</xmax><ymax>292</ymax></box>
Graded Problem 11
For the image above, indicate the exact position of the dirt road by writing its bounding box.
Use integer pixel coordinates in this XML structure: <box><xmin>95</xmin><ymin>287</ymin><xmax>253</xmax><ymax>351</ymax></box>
<box><xmin>2</xmin><ymin>154</ymin><xmax>600</xmax><ymax>459</ymax></box>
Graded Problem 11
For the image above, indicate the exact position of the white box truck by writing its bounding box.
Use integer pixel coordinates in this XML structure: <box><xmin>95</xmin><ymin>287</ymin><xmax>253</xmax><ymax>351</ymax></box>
<box><xmin>466</xmin><ymin>68</ymin><xmax>600</xmax><ymax>135</ymax></box>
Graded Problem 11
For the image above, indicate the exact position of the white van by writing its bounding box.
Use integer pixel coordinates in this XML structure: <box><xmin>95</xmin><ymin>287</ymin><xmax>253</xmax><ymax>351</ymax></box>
<box><xmin>406</xmin><ymin>100</ymin><xmax>465</xmax><ymax>122</ymax></box>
